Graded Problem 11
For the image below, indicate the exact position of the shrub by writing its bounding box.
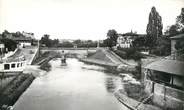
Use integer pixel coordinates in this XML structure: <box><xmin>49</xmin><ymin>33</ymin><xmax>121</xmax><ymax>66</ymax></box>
<box><xmin>114</xmin><ymin>48</ymin><xmax>144</xmax><ymax>60</ymax></box>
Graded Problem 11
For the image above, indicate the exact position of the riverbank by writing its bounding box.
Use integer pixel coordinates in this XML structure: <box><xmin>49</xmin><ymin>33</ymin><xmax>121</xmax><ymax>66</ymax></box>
<box><xmin>0</xmin><ymin>73</ymin><xmax>35</xmax><ymax>108</ymax></box>
<box><xmin>114</xmin><ymin>74</ymin><xmax>162</xmax><ymax>110</ymax></box>
<box><xmin>0</xmin><ymin>47</ymin><xmax>56</xmax><ymax>109</ymax></box>
<box><xmin>115</xmin><ymin>89</ymin><xmax>162</xmax><ymax>110</ymax></box>
<box><xmin>80</xmin><ymin>49</ymin><xmax>140</xmax><ymax>76</ymax></box>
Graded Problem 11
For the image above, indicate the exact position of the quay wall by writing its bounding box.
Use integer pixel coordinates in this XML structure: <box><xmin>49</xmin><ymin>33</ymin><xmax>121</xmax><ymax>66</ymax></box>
<box><xmin>30</xmin><ymin>47</ymin><xmax>40</xmax><ymax>65</ymax></box>
<box><xmin>144</xmin><ymin>80</ymin><xmax>184</xmax><ymax>110</ymax></box>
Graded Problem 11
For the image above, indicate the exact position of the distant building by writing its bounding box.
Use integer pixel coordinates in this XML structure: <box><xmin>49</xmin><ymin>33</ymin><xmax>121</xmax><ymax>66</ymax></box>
<box><xmin>116</xmin><ymin>32</ymin><xmax>146</xmax><ymax>48</ymax></box>
<box><xmin>59</xmin><ymin>39</ymin><xmax>74</xmax><ymax>43</ymax></box>
<box><xmin>0</xmin><ymin>40</ymin><xmax>4</xmax><ymax>54</ymax></box>
<box><xmin>116</xmin><ymin>34</ymin><xmax>133</xmax><ymax>48</ymax></box>
<box><xmin>143</xmin><ymin>59</ymin><xmax>184</xmax><ymax>109</ymax></box>
<box><xmin>170</xmin><ymin>33</ymin><xmax>184</xmax><ymax>53</ymax></box>
<box><xmin>12</xmin><ymin>37</ymin><xmax>32</xmax><ymax>47</ymax></box>
<box><xmin>2</xmin><ymin>31</ymin><xmax>35</xmax><ymax>47</ymax></box>
<box><xmin>4</xmin><ymin>33</ymin><xmax>13</xmax><ymax>39</ymax></box>
<box><xmin>22</xmin><ymin>31</ymin><xmax>35</xmax><ymax>39</ymax></box>
<box><xmin>73</xmin><ymin>44</ymin><xmax>77</xmax><ymax>48</ymax></box>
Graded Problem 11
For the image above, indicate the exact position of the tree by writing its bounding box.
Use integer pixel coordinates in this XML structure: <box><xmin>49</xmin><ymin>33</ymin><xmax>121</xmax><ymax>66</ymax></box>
<box><xmin>106</xmin><ymin>29</ymin><xmax>118</xmax><ymax>48</ymax></box>
<box><xmin>146</xmin><ymin>6</ymin><xmax>163</xmax><ymax>48</ymax></box>
<box><xmin>164</xmin><ymin>25</ymin><xmax>179</xmax><ymax>37</ymax></box>
<box><xmin>40</xmin><ymin>34</ymin><xmax>52</xmax><ymax>47</ymax></box>
<box><xmin>51</xmin><ymin>39</ymin><xmax>59</xmax><ymax>47</ymax></box>
<box><xmin>164</xmin><ymin>8</ymin><xmax>184</xmax><ymax>37</ymax></box>
<box><xmin>1</xmin><ymin>38</ymin><xmax>17</xmax><ymax>52</ymax></box>
<box><xmin>73</xmin><ymin>39</ymin><xmax>82</xmax><ymax>45</ymax></box>
<box><xmin>2</xmin><ymin>30</ymin><xmax>10</xmax><ymax>38</ymax></box>
<box><xmin>58</xmin><ymin>41</ymin><xmax>73</xmax><ymax>48</ymax></box>
<box><xmin>176</xmin><ymin>8</ymin><xmax>184</xmax><ymax>33</ymax></box>
<box><xmin>132</xmin><ymin>37</ymin><xmax>146</xmax><ymax>48</ymax></box>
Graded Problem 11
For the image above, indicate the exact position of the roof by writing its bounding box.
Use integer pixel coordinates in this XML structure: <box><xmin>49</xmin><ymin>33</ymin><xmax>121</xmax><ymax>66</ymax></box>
<box><xmin>170</xmin><ymin>33</ymin><xmax>184</xmax><ymax>39</ymax></box>
<box><xmin>11</xmin><ymin>37</ymin><xmax>32</xmax><ymax>41</ymax></box>
<box><xmin>144</xmin><ymin>59</ymin><xmax>184</xmax><ymax>76</ymax></box>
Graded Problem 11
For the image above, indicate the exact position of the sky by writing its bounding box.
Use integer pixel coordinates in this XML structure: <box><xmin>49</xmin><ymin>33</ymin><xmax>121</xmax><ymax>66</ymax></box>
<box><xmin>0</xmin><ymin>0</ymin><xmax>184</xmax><ymax>40</ymax></box>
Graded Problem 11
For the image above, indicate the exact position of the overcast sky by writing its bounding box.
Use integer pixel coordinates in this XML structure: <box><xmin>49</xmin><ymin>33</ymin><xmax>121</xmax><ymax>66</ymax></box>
<box><xmin>0</xmin><ymin>0</ymin><xmax>184</xmax><ymax>40</ymax></box>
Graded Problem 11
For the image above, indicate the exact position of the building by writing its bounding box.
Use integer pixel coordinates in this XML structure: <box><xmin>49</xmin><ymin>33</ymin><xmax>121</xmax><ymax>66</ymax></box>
<box><xmin>143</xmin><ymin>59</ymin><xmax>184</xmax><ymax>109</ymax></box>
<box><xmin>1</xmin><ymin>31</ymin><xmax>35</xmax><ymax>47</ymax></box>
<box><xmin>116</xmin><ymin>32</ymin><xmax>146</xmax><ymax>48</ymax></box>
<box><xmin>170</xmin><ymin>33</ymin><xmax>184</xmax><ymax>53</ymax></box>
<box><xmin>22</xmin><ymin>31</ymin><xmax>35</xmax><ymax>39</ymax></box>
<box><xmin>0</xmin><ymin>40</ymin><xmax>5</xmax><ymax>62</ymax></box>
<box><xmin>12</xmin><ymin>37</ymin><xmax>32</xmax><ymax>47</ymax></box>
<box><xmin>116</xmin><ymin>34</ymin><xmax>133</xmax><ymax>48</ymax></box>
<box><xmin>0</xmin><ymin>35</ymin><xmax>5</xmax><ymax>57</ymax></box>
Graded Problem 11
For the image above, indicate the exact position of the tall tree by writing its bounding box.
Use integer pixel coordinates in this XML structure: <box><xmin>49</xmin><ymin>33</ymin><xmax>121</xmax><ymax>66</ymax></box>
<box><xmin>176</xmin><ymin>8</ymin><xmax>184</xmax><ymax>33</ymax></box>
<box><xmin>106</xmin><ymin>29</ymin><xmax>118</xmax><ymax>48</ymax></box>
<box><xmin>146</xmin><ymin>6</ymin><xmax>163</xmax><ymax>48</ymax></box>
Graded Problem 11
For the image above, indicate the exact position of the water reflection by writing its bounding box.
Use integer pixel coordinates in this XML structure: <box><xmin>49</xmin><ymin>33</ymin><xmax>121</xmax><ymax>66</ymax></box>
<box><xmin>14</xmin><ymin>58</ymin><xmax>128</xmax><ymax>110</ymax></box>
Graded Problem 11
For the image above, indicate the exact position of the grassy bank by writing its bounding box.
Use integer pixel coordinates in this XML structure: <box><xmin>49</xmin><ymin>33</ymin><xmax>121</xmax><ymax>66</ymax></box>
<box><xmin>0</xmin><ymin>74</ymin><xmax>35</xmax><ymax>108</ymax></box>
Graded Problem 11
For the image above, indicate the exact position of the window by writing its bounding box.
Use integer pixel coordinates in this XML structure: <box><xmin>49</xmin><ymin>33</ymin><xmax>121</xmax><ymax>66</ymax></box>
<box><xmin>155</xmin><ymin>71</ymin><xmax>171</xmax><ymax>84</ymax></box>
<box><xmin>11</xmin><ymin>64</ymin><xmax>16</xmax><ymax>68</ymax></box>
<box><xmin>17</xmin><ymin>63</ymin><xmax>20</xmax><ymax>67</ymax></box>
<box><xmin>172</xmin><ymin>76</ymin><xmax>184</xmax><ymax>90</ymax></box>
<box><xmin>4</xmin><ymin>64</ymin><xmax>10</xmax><ymax>70</ymax></box>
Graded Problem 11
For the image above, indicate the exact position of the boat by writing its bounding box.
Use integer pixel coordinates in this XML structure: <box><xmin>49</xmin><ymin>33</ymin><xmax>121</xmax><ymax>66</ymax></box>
<box><xmin>0</xmin><ymin>55</ymin><xmax>26</xmax><ymax>73</ymax></box>
<box><xmin>61</xmin><ymin>58</ymin><xmax>67</xmax><ymax>66</ymax></box>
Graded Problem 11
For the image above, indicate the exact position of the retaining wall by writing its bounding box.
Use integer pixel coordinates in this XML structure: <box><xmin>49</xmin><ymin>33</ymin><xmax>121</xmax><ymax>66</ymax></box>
<box><xmin>30</xmin><ymin>47</ymin><xmax>40</xmax><ymax>65</ymax></box>
<box><xmin>144</xmin><ymin>80</ymin><xmax>184</xmax><ymax>110</ymax></box>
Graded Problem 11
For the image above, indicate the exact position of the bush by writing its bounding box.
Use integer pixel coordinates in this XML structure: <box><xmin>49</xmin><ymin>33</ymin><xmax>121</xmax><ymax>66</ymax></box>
<box><xmin>114</xmin><ymin>48</ymin><xmax>144</xmax><ymax>60</ymax></box>
<box><xmin>1</xmin><ymin>38</ymin><xmax>17</xmax><ymax>52</ymax></box>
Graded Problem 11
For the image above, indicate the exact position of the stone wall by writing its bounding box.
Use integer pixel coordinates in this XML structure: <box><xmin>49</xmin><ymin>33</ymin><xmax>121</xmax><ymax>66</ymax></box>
<box><xmin>30</xmin><ymin>47</ymin><xmax>40</xmax><ymax>65</ymax></box>
<box><xmin>144</xmin><ymin>80</ymin><xmax>184</xmax><ymax>109</ymax></box>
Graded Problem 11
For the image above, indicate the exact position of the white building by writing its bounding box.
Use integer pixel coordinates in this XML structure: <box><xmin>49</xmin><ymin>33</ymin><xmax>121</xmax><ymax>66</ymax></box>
<box><xmin>116</xmin><ymin>34</ymin><xmax>133</xmax><ymax>48</ymax></box>
<box><xmin>12</xmin><ymin>37</ymin><xmax>32</xmax><ymax>47</ymax></box>
<box><xmin>22</xmin><ymin>31</ymin><xmax>35</xmax><ymax>39</ymax></box>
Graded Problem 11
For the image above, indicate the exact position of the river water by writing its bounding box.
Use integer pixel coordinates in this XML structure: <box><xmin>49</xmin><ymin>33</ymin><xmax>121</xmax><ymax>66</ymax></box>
<box><xmin>14</xmin><ymin>58</ymin><xmax>128</xmax><ymax>110</ymax></box>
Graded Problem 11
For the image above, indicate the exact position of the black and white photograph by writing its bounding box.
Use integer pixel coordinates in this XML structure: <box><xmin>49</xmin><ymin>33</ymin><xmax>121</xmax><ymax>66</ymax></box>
<box><xmin>0</xmin><ymin>0</ymin><xmax>184</xmax><ymax>110</ymax></box>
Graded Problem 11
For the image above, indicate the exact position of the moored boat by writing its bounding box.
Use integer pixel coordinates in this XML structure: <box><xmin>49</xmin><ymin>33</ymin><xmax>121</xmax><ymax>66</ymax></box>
<box><xmin>0</xmin><ymin>55</ymin><xmax>26</xmax><ymax>73</ymax></box>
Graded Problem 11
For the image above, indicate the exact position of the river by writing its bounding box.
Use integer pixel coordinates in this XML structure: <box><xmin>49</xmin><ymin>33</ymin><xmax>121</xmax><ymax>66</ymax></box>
<box><xmin>14</xmin><ymin>58</ymin><xmax>128</xmax><ymax>110</ymax></box>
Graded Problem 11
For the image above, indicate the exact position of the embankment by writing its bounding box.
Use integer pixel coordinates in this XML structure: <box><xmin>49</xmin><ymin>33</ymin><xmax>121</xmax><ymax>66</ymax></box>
<box><xmin>33</xmin><ymin>51</ymin><xmax>60</xmax><ymax>71</ymax></box>
<box><xmin>0</xmin><ymin>74</ymin><xmax>35</xmax><ymax>107</ymax></box>
<box><xmin>0</xmin><ymin>49</ymin><xmax>57</xmax><ymax>108</ymax></box>
<box><xmin>80</xmin><ymin>49</ymin><xmax>138</xmax><ymax>73</ymax></box>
